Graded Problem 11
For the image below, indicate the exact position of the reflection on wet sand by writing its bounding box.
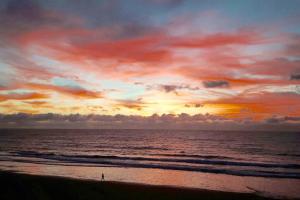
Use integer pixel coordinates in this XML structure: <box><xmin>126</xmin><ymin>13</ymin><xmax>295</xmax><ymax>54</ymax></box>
<box><xmin>1</xmin><ymin>161</ymin><xmax>300</xmax><ymax>199</ymax></box>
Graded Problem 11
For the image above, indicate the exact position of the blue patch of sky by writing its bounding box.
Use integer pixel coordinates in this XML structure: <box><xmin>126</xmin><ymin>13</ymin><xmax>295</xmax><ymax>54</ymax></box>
<box><xmin>0</xmin><ymin>62</ymin><xmax>15</xmax><ymax>86</ymax></box>
<box><xmin>0</xmin><ymin>89</ymin><xmax>36</xmax><ymax>95</ymax></box>
<box><xmin>199</xmin><ymin>0</ymin><xmax>300</xmax><ymax>32</ymax></box>
<box><xmin>160</xmin><ymin>0</ymin><xmax>300</xmax><ymax>33</ymax></box>
<box><xmin>41</xmin><ymin>0</ymin><xmax>300</xmax><ymax>35</ymax></box>
<box><xmin>101</xmin><ymin>79</ymin><xmax>145</xmax><ymax>100</ymax></box>
<box><xmin>31</xmin><ymin>55</ymin><xmax>67</xmax><ymax>72</ymax></box>
<box><xmin>51</xmin><ymin>77</ymin><xmax>81</xmax><ymax>88</ymax></box>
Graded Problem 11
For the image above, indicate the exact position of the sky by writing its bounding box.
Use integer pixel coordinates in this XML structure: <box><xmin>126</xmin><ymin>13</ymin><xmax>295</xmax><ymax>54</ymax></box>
<box><xmin>0</xmin><ymin>0</ymin><xmax>300</xmax><ymax>129</ymax></box>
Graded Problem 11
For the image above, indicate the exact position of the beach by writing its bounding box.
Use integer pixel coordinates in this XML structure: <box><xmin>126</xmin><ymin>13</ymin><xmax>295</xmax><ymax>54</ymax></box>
<box><xmin>1</xmin><ymin>129</ymin><xmax>300</xmax><ymax>199</ymax></box>
<box><xmin>0</xmin><ymin>170</ymin><xmax>278</xmax><ymax>200</ymax></box>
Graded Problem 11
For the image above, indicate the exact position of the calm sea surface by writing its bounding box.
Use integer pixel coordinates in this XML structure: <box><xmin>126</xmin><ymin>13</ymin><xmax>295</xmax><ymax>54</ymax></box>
<box><xmin>0</xmin><ymin>129</ymin><xmax>300</xmax><ymax>198</ymax></box>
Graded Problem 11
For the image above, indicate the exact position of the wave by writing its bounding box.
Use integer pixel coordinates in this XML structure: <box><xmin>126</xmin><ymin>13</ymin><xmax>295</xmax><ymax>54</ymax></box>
<box><xmin>277</xmin><ymin>153</ymin><xmax>300</xmax><ymax>157</ymax></box>
<box><xmin>91</xmin><ymin>145</ymin><xmax>169</xmax><ymax>151</ymax></box>
<box><xmin>122</xmin><ymin>146</ymin><xmax>169</xmax><ymax>151</ymax></box>
<box><xmin>149</xmin><ymin>153</ymin><xmax>238</xmax><ymax>160</ymax></box>
<box><xmin>0</xmin><ymin>150</ymin><xmax>299</xmax><ymax>179</ymax></box>
<box><xmin>1</xmin><ymin>154</ymin><xmax>300</xmax><ymax>180</ymax></box>
<box><xmin>12</xmin><ymin>151</ymin><xmax>300</xmax><ymax>170</ymax></box>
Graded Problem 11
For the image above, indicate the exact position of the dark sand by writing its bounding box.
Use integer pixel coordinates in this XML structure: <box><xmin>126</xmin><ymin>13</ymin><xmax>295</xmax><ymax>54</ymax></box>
<box><xmin>0</xmin><ymin>171</ymin><xmax>279</xmax><ymax>200</ymax></box>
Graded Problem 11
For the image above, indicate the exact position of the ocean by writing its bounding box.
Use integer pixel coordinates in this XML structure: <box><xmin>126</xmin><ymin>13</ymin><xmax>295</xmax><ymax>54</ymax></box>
<box><xmin>0</xmin><ymin>129</ymin><xmax>300</xmax><ymax>198</ymax></box>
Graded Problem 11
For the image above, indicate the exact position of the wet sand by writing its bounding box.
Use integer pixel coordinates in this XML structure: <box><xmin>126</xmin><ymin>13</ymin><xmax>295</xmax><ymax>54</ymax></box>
<box><xmin>0</xmin><ymin>170</ymin><xmax>281</xmax><ymax>200</ymax></box>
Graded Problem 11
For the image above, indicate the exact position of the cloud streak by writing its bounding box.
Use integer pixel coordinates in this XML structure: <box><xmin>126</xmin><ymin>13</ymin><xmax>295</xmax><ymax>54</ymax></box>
<box><xmin>23</xmin><ymin>83</ymin><xmax>103</xmax><ymax>99</ymax></box>
<box><xmin>0</xmin><ymin>92</ymin><xmax>48</xmax><ymax>102</ymax></box>
<box><xmin>203</xmin><ymin>81</ymin><xmax>229</xmax><ymax>88</ymax></box>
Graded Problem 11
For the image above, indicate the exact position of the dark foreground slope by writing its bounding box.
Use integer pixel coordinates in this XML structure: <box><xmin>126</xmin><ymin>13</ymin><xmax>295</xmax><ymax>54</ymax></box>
<box><xmin>0</xmin><ymin>171</ymin><xmax>277</xmax><ymax>200</ymax></box>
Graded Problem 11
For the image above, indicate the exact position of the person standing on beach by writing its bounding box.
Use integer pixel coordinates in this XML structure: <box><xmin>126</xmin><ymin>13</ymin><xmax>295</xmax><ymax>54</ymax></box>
<box><xmin>101</xmin><ymin>173</ymin><xmax>105</xmax><ymax>181</ymax></box>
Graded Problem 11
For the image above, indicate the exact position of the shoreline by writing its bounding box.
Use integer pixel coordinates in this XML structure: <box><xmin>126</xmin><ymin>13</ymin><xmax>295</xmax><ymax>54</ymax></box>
<box><xmin>0</xmin><ymin>170</ymin><xmax>284</xmax><ymax>200</ymax></box>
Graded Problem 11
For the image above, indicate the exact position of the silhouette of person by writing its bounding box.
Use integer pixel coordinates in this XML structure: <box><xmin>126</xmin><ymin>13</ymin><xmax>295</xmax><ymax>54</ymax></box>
<box><xmin>101</xmin><ymin>173</ymin><xmax>105</xmax><ymax>181</ymax></box>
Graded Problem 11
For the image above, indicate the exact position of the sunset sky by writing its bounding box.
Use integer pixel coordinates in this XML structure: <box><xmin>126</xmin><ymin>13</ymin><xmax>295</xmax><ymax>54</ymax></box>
<box><xmin>0</xmin><ymin>0</ymin><xmax>300</xmax><ymax>129</ymax></box>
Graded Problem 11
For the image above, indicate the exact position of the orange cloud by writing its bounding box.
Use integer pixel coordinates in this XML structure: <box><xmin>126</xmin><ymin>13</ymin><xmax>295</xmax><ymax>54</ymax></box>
<box><xmin>23</xmin><ymin>101</ymin><xmax>53</xmax><ymax>108</ymax></box>
<box><xmin>177</xmin><ymin>63</ymin><xmax>298</xmax><ymax>88</ymax></box>
<box><xmin>204</xmin><ymin>92</ymin><xmax>300</xmax><ymax>119</ymax></box>
<box><xmin>115</xmin><ymin>99</ymin><xmax>146</xmax><ymax>111</ymax></box>
<box><xmin>0</xmin><ymin>92</ymin><xmax>48</xmax><ymax>102</ymax></box>
<box><xmin>24</xmin><ymin>83</ymin><xmax>103</xmax><ymax>99</ymax></box>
